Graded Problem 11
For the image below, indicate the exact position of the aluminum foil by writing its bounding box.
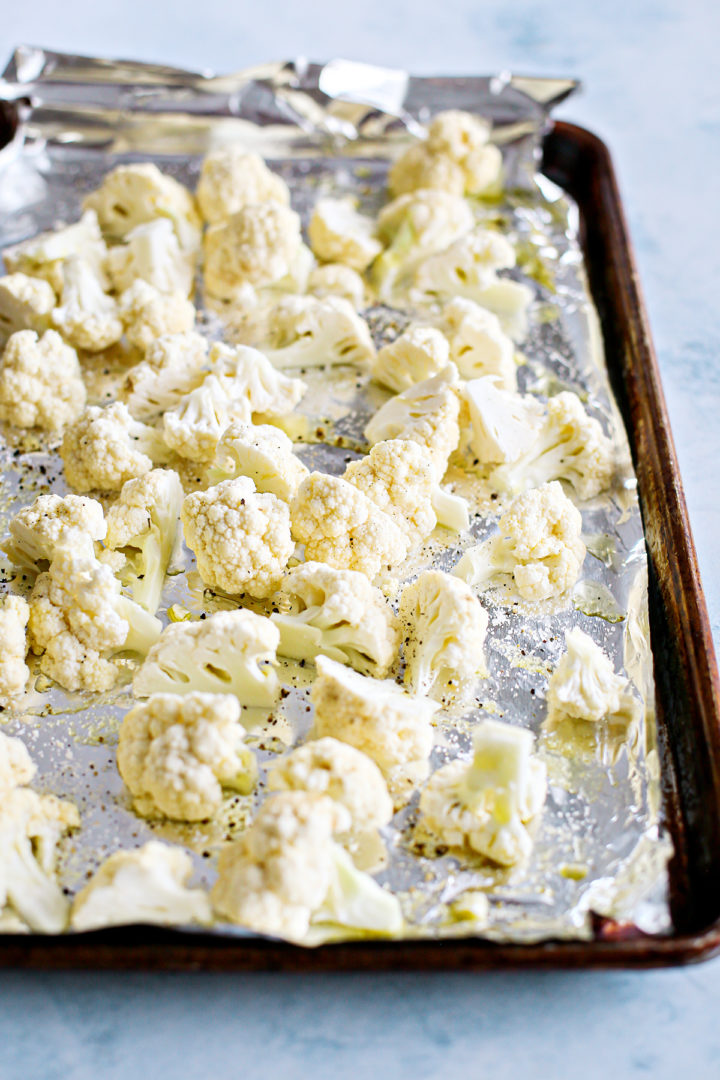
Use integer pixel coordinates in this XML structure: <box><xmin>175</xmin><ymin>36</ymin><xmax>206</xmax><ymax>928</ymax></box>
<box><xmin>0</xmin><ymin>47</ymin><xmax>672</xmax><ymax>945</ymax></box>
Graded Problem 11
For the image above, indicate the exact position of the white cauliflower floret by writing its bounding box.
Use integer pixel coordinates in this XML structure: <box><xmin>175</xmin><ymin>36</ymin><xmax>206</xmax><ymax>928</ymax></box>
<box><xmin>311</xmin><ymin>655</ymin><xmax>438</xmax><ymax>799</ymax></box>
<box><xmin>122</xmin><ymin>330</ymin><xmax>208</xmax><ymax>420</ymax></box>
<box><xmin>546</xmin><ymin>627</ymin><xmax>640</xmax><ymax>726</ymax></box>
<box><xmin>71</xmin><ymin>841</ymin><xmax>212</xmax><ymax>931</ymax></box>
<box><xmin>211</xmin><ymin>792</ymin><xmax>402</xmax><ymax>942</ymax></box>
<box><xmin>454</xmin><ymin>481</ymin><xmax>586</xmax><ymax>602</ymax></box>
<box><xmin>0</xmin><ymin>786</ymin><xmax>79</xmax><ymax>933</ymax></box>
<box><xmin>119</xmin><ymin>279</ymin><xmax>195</xmax><ymax>351</ymax></box>
<box><xmin>51</xmin><ymin>256</ymin><xmax>123</xmax><ymax>352</ymax></box>
<box><xmin>491</xmin><ymin>391</ymin><xmax>616</xmax><ymax>500</ymax></box>
<box><xmin>60</xmin><ymin>402</ymin><xmax>168</xmax><ymax>492</ymax></box>
<box><xmin>209</xmin><ymin>421</ymin><xmax>309</xmax><ymax>500</ymax></box>
<box><xmin>0</xmin><ymin>329</ymin><xmax>86</xmax><ymax>431</ymax></box>
<box><xmin>389</xmin><ymin>110</ymin><xmax>502</xmax><ymax>198</ymax></box>
<box><xmin>196</xmin><ymin>148</ymin><xmax>290</xmax><ymax>225</ymax></box>
<box><xmin>370</xmin><ymin>325</ymin><xmax>450</xmax><ymax>393</ymax></box>
<box><xmin>344</xmin><ymin>438</ymin><xmax>437</xmax><ymax>545</ymax></box>
<box><xmin>463</xmin><ymin>376</ymin><xmax>544</xmax><ymax>464</ymax></box>
<box><xmin>399</xmin><ymin>570</ymin><xmax>488</xmax><ymax>705</ymax></box>
<box><xmin>133</xmin><ymin>608</ymin><xmax>280</xmax><ymax>707</ymax></box>
<box><xmin>308</xmin><ymin>263</ymin><xmax>366</xmax><ymax>310</ymax></box>
<box><xmin>3</xmin><ymin>492</ymin><xmax>106</xmax><ymax>573</ymax></box>
<box><xmin>182</xmin><ymin>477</ymin><xmax>293</xmax><ymax>599</ymax></box>
<box><xmin>203</xmin><ymin>202</ymin><xmax>304</xmax><ymax>299</ymax></box>
<box><xmin>105</xmin><ymin>218</ymin><xmax>196</xmax><ymax>297</ymax></box>
<box><xmin>105</xmin><ymin>469</ymin><xmax>184</xmax><ymax>614</ymax></box>
<box><xmin>83</xmin><ymin>163</ymin><xmax>201</xmax><ymax>250</ymax></box>
<box><xmin>308</xmin><ymin>197</ymin><xmax>382</xmax><ymax>272</ymax></box>
<box><xmin>270</xmin><ymin>561</ymin><xmax>400</xmax><ymax>676</ymax></box>
<box><xmin>365</xmin><ymin>363</ymin><xmax>461</xmax><ymax>477</ymax></box>
<box><xmin>388</xmin><ymin>145</ymin><xmax>467</xmax><ymax>198</ymax></box>
<box><xmin>0</xmin><ymin>731</ymin><xmax>36</xmax><ymax>793</ymax></box>
<box><xmin>259</xmin><ymin>295</ymin><xmax>375</xmax><ymax>370</ymax></box>
<box><xmin>2</xmin><ymin>210</ymin><xmax>108</xmax><ymax>293</ymax></box>
<box><xmin>117</xmin><ymin>692</ymin><xmax>257</xmax><ymax>820</ymax></box>
<box><xmin>419</xmin><ymin>719</ymin><xmax>546</xmax><ymax>866</ymax></box>
<box><xmin>28</xmin><ymin>535</ymin><xmax>162</xmax><ymax>692</ymax></box>
<box><xmin>0</xmin><ymin>273</ymin><xmax>55</xmax><ymax>343</ymax></box>
<box><xmin>291</xmin><ymin>472</ymin><xmax>409</xmax><ymax>580</ymax></box>
<box><xmin>0</xmin><ymin>596</ymin><xmax>30</xmax><ymax>709</ymax></box>
<box><xmin>162</xmin><ymin>375</ymin><xmax>232</xmax><ymax>462</ymax></box>
<box><xmin>442</xmin><ymin>297</ymin><xmax>516</xmax><ymax>388</ymax></box>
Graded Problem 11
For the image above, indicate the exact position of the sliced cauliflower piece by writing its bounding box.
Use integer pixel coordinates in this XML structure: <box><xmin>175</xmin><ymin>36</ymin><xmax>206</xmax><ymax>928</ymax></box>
<box><xmin>311</xmin><ymin>655</ymin><xmax>438</xmax><ymax>799</ymax></box>
<box><xmin>419</xmin><ymin>719</ymin><xmax>546</xmax><ymax>866</ymax></box>
<box><xmin>259</xmin><ymin>295</ymin><xmax>375</xmax><ymax>370</ymax></box>
<box><xmin>546</xmin><ymin>627</ymin><xmax>640</xmax><ymax>726</ymax></box>
<box><xmin>83</xmin><ymin>162</ymin><xmax>201</xmax><ymax>249</ymax></box>
<box><xmin>0</xmin><ymin>596</ymin><xmax>30</xmax><ymax>709</ymax></box>
<box><xmin>118</xmin><ymin>279</ymin><xmax>196</xmax><ymax>352</ymax></box>
<box><xmin>270</xmin><ymin>561</ymin><xmax>400</xmax><ymax>676</ymax></box>
<box><xmin>3</xmin><ymin>492</ymin><xmax>106</xmax><ymax>573</ymax></box>
<box><xmin>441</xmin><ymin>297</ymin><xmax>516</xmax><ymax>388</ymax></box>
<box><xmin>431</xmin><ymin>485</ymin><xmax>470</xmax><ymax>532</ymax></box>
<box><xmin>71</xmin><ymin>841</ymin><xmax>212</xmax><ymax>931</ymax></box>
<box><xmin>308</xmin><ymin>197</ymin><xmax>382</xmax><ymax>272</ymax></box>
<box><xmin>117</xmin><ymin>692</ymin><xmax>257</xmax><ymax>821</ymax></box>
<box><xmin>2</xmin><ymin>210</ymin><xmax>108</xmax><ymax>293</ymax></box>
<box><xmin>122</xmin><ymin>331</ymin><xmax>208</xmax><ymax>420</ymax></box>
<box><xmin>182</xmin><ymin>477</ymin><xmax>293</xmax><ymax>598</ymax></box>
<box><xmin>454</xmin><ymin>481</ymin><xmax>586</xmax><ymax>602</ymax></box>
<box><xmin>291</xmin><ymin>472</ymin><xmax>409</xmax><ymax>580</ymax></box>
<box><xmin>105</xmin><ymin>218</ymin><xmax>196</xmax><ymax>297</ymax></box>
<box><xmin>399</xmin><ymin>570</ymin><xmax>488</xmax><ymax>704</ymax></box>
<box><xmin>490</xmin><ymin>391</ymin><xmax>616</xmax><ymax>500</ymax></box>
<box><xmin>0</xmin><ymin>329</ymin><xmax>86</xmax><ymax>431</ymax></box>
<box><xmin>196</xmin><ymin>147</ymin><xmax>290</xmax><ymax>225</ymax></box>
<box><xmin>105</xmin><ymin>469</ymin><xmax>184</xmax><ymax>614</ymax></box>
<box><xmin>0</xmin><ymin>731</ymin><xmax>36</xmax><ymax>793</ymax></box>
<box><xmin>390</xmin><ymin>110</ymin><xmax>502</xmax><ymax>198</ymax></box>
<box><xmin>0</xmin><ymin>273</ymin><xmax>55</xmax><ymax>343</ymax></box>
<box><xmin>308</xmin><ymin>263</ymin><xmax>366</xmax><ymax>310</ymax></box>
<box><xmin>203</xmin><ymin>202</ymin><xmax>304</xmax><ymax>299</ymax></box>
<box><xmin>50</xmin><ymin>255</ymin><xmax>123</xmax><ymax>352</ymax></box>
<box><xmin>208</xmin><ymin>421</ymin><xmax>309</xmax><ymax>499</ymax></box>
<box><xmin>133</xmin><ymin>608</ymin><xmax>280</xmax><ymax>707</ymax></box>
<box><xmin>370</xmin><ymin>325</ymin><xmax>450</xmax><ymax>393</ymax></box>
<box><xmin>343</xmin><ymin>438</ymin><xmax>437</xmax><ymax>545</ymax></box>
<box><xmin>463</xmin><ymin>376</ymin><xmax>544</xmax><ymax>464</ymax></box>
<box><xmin>60</xmin><ymin>402</ymin><xmax>168</xmax><ymax>492</ymax></box>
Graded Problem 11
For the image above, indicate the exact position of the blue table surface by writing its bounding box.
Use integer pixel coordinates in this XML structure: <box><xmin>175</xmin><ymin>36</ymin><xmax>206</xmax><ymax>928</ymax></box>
<box><xmin>1</xmin><ymin>2</ymin><xmax>719</xmax><ymax>1077</ymax></box>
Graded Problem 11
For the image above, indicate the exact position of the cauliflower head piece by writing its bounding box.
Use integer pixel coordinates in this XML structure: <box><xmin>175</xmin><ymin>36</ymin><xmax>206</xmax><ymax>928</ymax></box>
<box><xmin>370</xmin><ymin>325</ymin><xmax>450</xmax><ymax>394</ymax></box>
<box><xmin>196</xmin><ymin>147</ymin><xmax>290</xmax><ymax>225</ymax></box>
<box><xmin>308</xmin><ymin>263</ymin><xmax>366</xmax><ymax>311</ymax></box>
<box><xmin>119</xmin><ymin>279</ymin><xmax>195</xmax><ymax>352</ymax></box>
<box><xmin>51</xmin><ymin>256</ymin><xmax>123</xmax><ymax>352</ymax></box>
<box><xmin>259</xmin><ymin>295</ymin><xmax>375</xmax><ymax>370</ymax></box>
<box><xmin>463</xmin><ymin>376</ymin><xmax>544</xmax><ymax>465</ymax></box>
<box><xmin>343</xmin><ymin>438</ymin><xmax>437</xmax><ymax>545</ymax></box>
<box><xmin>546</xmin><ymin>627</ymin><xmax>640</xmax><ymax>726</ymax></box>
<box><xmin>0</xmin><ymin>596</ymin><xmax>30</xmax><ymax>709</ymax></box>
<box><xmin>308</xmin><ymin>197</ymin><xmax>382</xmax><ymax>272</ymax></box>
<box><xmin>4</xmin><ymin>492</ymin><xmax>106</xmax><ymax>573</ymax></box>
<box><xmin>83</xmin><ymin>162</ymin><xmax>201</xmax><ymax>250</ymax></box>
<box><xmin>442</xmin><ymin>297</ymin><xmax>516</xmax><ymax>389</ymax></box>
<box><xmin>60</xmin><ymin>402</ymin><xmax>168</xmax><ymax>492</ymax></box>
<box><xmin>105</xmin><ymin>218</ymin><xmax>197</xmax><ymax>297</ymax></box>
<box><xmin>117</xmin><ymin>691</ymin><xmax>257</xmax><ymax>821</ymax></box>
<box><xmin>0</xmin><ymin>273</ymin><xmax>55</xmax><ymax>344</ymax></box>
<box><xmin>203</xmin><ymin>202</ymin><xmax>304</xmax><ymax>299</ymax></box>
<box><xmin>2</xmin><ymin>210</ymin><xmax>108</xmax><ymax>293</ymax></box>
<box><xmin>389</xmin><ymin>110</ymin><xmax>502</xmax><ymax>198</ymax></box>
<box><xmin>122</xmin><ymin>331</ymin><xmax>208</xmax><ymax>421</ymax></box>
<box><xmin>0</xmin><ymin>731</ymin><xmax>37</xmax><ymax>794</ymax></box>
<box><xmin>209</xmin><ymin>421</ymin><xmax>309</xmax><ymax>500</ymax></box>
<box><xmin>0</xmin><ymin>329</ymin><xmax>86</xmax><ymax>431</ymax></box>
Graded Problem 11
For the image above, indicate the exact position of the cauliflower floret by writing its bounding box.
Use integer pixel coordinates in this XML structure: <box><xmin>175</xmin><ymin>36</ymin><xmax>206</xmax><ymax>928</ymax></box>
<box><xmin>388</xmin><ymin>145</ymin><xmax>466</xmax><ymax>198</ymax></box>
<box><xmin>308</xmin><ymin>197</ymin><xmax>382</xmax><ymax>272</ymax></box>
<box><xmin>0</xmin><ymin>596</ymin><xmax>30</xmax><ymax>709</ymax></box>
<box><xmin>60</xmin><ymin>402</ymin><xmax>168</xmax><ymax>492</ymax></box>
<box><xmin>311</xmin><ymin>655</ymin><xmax>438</xmax><ymax>800</ymax></box>
<box><xmin>105</xmin><ymin>469</ymin><xmax>184</xmax><ymax>614</ymax></box>
<box><xmin>291</xmin><ymin>472</ymin><xmax>409</xmax><ymax>580</ymax></box>
<box><xmin>399</xmin><ymin>570</ymin><xmax>488</xmax><ymax>705</ymax></box>
<box><xmin>3</xmin><ymin>492</ymin><xmax>106</xmax><ymax>572</ymax></box>
<box><xmin>28</xmin><ymin>535</ymin><xmax>162</xmax><ymax>692</ymax></box>
<box><xmin>390</xmin><ymin>110</ymin><xmax>502</xmax><ymax>198</ymax></box>
<box><xmin>270</xmin><ymin>561</ymin><xmax>400</xmax><ymax>676</ymax></box>
<box><xmin>2</xmin><ymin>210</ymin><xmax>108</xmax><ymax>293</ymax></box>
<box><xmin>343</xmin><ymin>438</ymin><xmax>437</xmax><ymax>545</ymax></box>
<box><xmin>182</xmin><ymin>477</ymin><xmax>293</xmax><ymax>599</ymax></box>
<box><xmin>50</xmin><ymin>256</ymin><xmax>123</xmax><ymax>352</ymax></box>
<box><xmin>454</xmin><ymin>481</ymin><xmax>586</xmax><ymax>602</ymax></box>
<box><xmin>196</xmin><ymin>148</ymin><xmax>290</xmax><ymax>225</ymax></box>
<box><xmin>0</xmin><ymin>731</ymin><xmax>36</xmax><ymax>793</ymax></box>
<box><xmin>133</xmin><ymin>608</ymin><xmax>280</xmax><ymax>706</ymax></box>
<box><xmin>0</xmin><ymin>273</ymin><xmax>55</xmax><ymax>343</ymax></box>
<box><xmin>491</xmin><ymin>391</ymin><xmax>616</xmax><ymax>500</ymax></box>
<box><xmin>370</xmin><ymin>325</ymin><xmax>450</xmax><ymax>393</ymax></box>
<box><xmin>259</xmin><ymin>295</ymin><xmax>375</xmax><ymax>370</ymax></box>
<box><xmin>365</xmin><ymin>363</ymin><xmax>461</xmax><ymax>477</ymax></box>
<box><xmin>211</xmin><ymin>792</ymin><xmax>402</xmax><ymax>942</ymax></box>
<box><xmin>463</xmin><ymin>376</ymin><xmax>544</xmax><ymax>464</ymax></box>
<box><xmin>105</xmin><ymin>218</ymin><xmax>196</xmax><ymax>297</ymax></box>
<box><xmin>203</xmin><ymin>202</ymin><xmax>304</xmax><ymax>299</ymax></box>
<box><xmin>441</xmin><ymin>297</ymin><xmax>516</xmax><ymax>388</ymax></box>
<box><xmin>546</xmin><ymin>627</ymin><xmax>640</xmax><ymax>726</ymax></box>
<box><xmin>122</xmin><ymin>331</ymin><xmax>208</xmax><ymax>420</ymax></box>
<box><xmin>118</xmin><ymin>279</ymin><xmax>196</xmax><ymax>352</ymax></box>
<box><xmin>0</xmin><ymin>329</ymin><xmax>86</xmax><ymax>431</ymax></box>
<box><xmin>83</xmin><ymin>163</ymin><xmax>201</xmax><ymax>250</ymax></box>
<box><xmin>117</xmin><ymin>692</ymin><xmax>257</xmax><ymax>821</ymax></box>
<box><xmin>419</xmin><ymin>719</ymin><xmax>546</xmax><ymax>866</ymax></box>
<box><xmin>0</xmin><ymin>786</ymin><xmax>79</xmax><ymax>933</ymax></box>
<box><xmin>308</xmin><ymin>263</ymin><xmax>366</xmax><ymax>310</ymax></box>
<box><xmin>209</xmin><ymin>421</ymin><xmax>309</xmax><ymax>500</ymax></box>
<box><xmin>71</xmin><ymin>841</ymin><xmax>212</xmax><ymax>931</ymax></box>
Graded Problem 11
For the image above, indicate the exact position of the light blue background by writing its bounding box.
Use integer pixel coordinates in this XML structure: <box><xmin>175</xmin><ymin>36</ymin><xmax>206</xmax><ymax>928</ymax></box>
<box><xmin>2</xmin><ymin>2</ymin><xmax>720</xmax><ymax>1077</ymax></box>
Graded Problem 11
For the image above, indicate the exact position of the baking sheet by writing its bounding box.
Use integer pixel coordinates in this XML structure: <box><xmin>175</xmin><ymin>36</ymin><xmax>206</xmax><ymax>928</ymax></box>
<box><xmin>0</xmin><ymin>49</ymin><xmax>672</xmax><ymax>944</ymax></box>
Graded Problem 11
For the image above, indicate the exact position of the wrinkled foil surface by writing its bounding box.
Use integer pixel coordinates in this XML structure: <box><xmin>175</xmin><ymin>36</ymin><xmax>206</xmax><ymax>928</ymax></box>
<box><xmin>0</xmin><ymin>48</ymin><xmax>672</xmax><ymax>944</ymax></box>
